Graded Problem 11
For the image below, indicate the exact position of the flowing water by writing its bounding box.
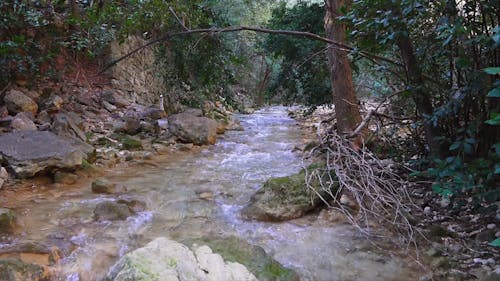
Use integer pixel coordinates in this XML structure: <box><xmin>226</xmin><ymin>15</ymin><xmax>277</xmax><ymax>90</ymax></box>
<box><xmin>1</xmin><ymin>106</ymin><xmax>420</xmax><ymax>281</ymax></box>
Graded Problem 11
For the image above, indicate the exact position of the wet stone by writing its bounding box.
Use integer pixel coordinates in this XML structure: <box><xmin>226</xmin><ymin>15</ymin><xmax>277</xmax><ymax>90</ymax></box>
<box><xmin>91</xmin><ymin>179</ymin><xmax>126</xmax><ymax>194</ymax></box>
<box><xmin>93</xmin><ymin>201</ymin><xmax>133</xmax><ymax>221</ymax></box>
<box><xmin>0</xmin><ymin>208</ymin><xmax>16</xmax><ymax>234</ymax></box>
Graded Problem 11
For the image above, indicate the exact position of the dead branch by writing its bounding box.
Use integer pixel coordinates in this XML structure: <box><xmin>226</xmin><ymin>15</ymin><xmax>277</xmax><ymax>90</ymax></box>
<box><xmin>99</xmin><ymin>25</ymin><xmax>402</xmax><ymax>74</ymax></box>
<box><xmin>305</xmin><ymin>125</ymin><xmax>422</xmax><ymax>248</ymax></box>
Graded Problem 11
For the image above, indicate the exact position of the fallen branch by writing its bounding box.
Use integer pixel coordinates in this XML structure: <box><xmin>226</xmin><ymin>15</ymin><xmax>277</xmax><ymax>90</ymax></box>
<box><xmin>99</xmin><ymin>25</ymin><xmax>402</xmax><ymax>74</ymax></box>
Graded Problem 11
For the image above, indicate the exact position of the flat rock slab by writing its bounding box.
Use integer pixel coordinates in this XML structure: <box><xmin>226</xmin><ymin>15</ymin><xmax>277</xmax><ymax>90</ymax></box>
<box><xmin>0</xmin><ymin>131</ymin><xmax>83</xmax><ymax>178</ymax></box>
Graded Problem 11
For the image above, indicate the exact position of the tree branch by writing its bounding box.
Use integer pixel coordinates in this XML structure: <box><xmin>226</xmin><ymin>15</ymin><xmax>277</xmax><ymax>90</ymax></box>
<box><xmin>99</xmin><ymin>25</ymin><xmax>402</xmax><ymax>74</ymax></box>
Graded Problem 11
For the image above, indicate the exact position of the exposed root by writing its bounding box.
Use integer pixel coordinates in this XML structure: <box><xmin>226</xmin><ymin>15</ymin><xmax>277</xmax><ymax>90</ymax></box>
<box><xmin>305</xmin><ymin>121</ymin><xmax>422</xmax><ymax>249</ymax></box>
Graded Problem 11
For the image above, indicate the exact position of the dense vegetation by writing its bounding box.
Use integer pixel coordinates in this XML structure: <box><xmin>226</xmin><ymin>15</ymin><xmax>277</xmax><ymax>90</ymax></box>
<box><xmin>1</xmin><ymin>0</ymin><xmax>498</xmax><ymax>230</ymax></box>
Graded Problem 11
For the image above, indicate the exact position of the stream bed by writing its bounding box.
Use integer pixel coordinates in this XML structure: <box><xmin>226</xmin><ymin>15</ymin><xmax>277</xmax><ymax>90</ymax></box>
<box><xmin>1</xmin><ymin>106</ymin><xmax>420</xmax><ymax>281</ymax></box>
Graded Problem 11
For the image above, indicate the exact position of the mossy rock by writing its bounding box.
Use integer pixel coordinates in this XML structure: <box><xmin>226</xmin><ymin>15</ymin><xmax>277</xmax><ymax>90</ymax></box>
<box><xmin>93</xmin><ymin>201</ymin><xmax>132</xmax><ymax>221</ymax></box>
<box><xmin>183</xmin><ymin>236</ymin><xmax>299</xmax><ymax>281</ymax></box>
<box><xmin>241</xmin><ymin>163</ymin><xmax>336</xmax><ymax>221</ymax></box>
<box><xmin>112</xmin><ymin>134</ymin><xmax>143</xmax><ymax>150</ymax></box>
<box><xmin>0</xmin><ymin>208</ymin><xmax>16</xmax><ymax>234</ymax></box>
<box><xmin>120</xmin><ymin>137</ymin><xmax>142</xmax><ymax>150</ymax></box>
<box><xmin>0</xmin><ymin>258</ymin><xmax>49</xmax><ymax>281</ymax></box>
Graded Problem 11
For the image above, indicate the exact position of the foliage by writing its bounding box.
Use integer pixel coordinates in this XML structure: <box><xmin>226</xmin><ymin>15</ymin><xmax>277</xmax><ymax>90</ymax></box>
<box><xmin>263</xmin><ymin>2</ymin><xmax>331</xmax><ymax>105</ymax></box>
<box><xmin>342</xmin><ymin>0</ymin><xmax>499</xmax><ymax>202</ymax></box>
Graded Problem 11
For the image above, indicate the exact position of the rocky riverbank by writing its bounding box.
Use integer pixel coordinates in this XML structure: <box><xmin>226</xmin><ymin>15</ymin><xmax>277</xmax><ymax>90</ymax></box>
<box><xmin>0</xmin><ymin>81</ymin><xmax>253</xmax><ymax>280</ymax></box>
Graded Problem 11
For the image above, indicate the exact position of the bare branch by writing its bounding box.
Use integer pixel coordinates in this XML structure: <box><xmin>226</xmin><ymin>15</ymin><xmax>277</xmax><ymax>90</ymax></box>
<box><xmin>99</xmin><ymin>25</ymin><xmax>402</xmax><ymax>74</ymax></box>
<box><xmin>169</xmin><ymin>7</ymin><xmax>189</xmax><ymax>31</ymax></box>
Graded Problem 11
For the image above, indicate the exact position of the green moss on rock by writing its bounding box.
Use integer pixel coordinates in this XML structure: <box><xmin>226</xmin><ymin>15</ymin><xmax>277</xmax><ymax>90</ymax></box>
<box><xmin>241</xmin><ymin>163</ymin><xmax>337</xmax><ymax>221</ymax></box>
<box><xmin>0</xmin><ymin>208</ymin><xmax>16</xmax><ymax>234</ymax></box>
<box><xmin>183</xmin><ymin>236</ymin><xmax>299</xmax><ymax>281</ymax></box>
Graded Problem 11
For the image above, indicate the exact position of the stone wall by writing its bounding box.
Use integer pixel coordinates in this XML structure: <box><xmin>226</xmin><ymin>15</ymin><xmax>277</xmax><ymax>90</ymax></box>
<box><xmin>109</xmin><ymin>36</ymin><xmax>164</xmax><ymax>106</ymax></box>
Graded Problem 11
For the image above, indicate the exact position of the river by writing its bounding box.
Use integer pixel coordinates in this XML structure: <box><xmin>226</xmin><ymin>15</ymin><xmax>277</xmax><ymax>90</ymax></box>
<box><xmin>1</xmin><ymin>106</ymin><xmax>420</xmax><ymax>280</ymax></box>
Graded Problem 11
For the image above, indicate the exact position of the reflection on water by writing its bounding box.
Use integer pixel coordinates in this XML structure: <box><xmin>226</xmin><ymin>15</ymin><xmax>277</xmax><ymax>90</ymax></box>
<box><xmin>1</xmin><ymin>106</ymin><xmax>419</xmax><ymax>281</ymax></box>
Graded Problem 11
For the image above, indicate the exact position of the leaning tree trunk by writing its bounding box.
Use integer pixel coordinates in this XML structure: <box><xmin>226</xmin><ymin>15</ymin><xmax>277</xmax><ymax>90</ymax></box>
<box><xmin>324</xmin><ymin>0</ymin><xmax>364</xmax><ymax>144</ymax></box>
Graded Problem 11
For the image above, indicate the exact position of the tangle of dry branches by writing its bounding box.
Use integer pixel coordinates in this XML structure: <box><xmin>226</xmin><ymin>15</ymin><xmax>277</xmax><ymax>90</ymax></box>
<box><xmin>304</xmin><ymin>121</ymin><xmax>421</xmax><ymax>248</ymax></box>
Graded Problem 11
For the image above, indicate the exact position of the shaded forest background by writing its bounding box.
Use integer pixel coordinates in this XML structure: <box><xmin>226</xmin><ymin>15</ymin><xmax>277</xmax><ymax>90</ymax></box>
<box><xmin>0</xmin><ymin>0</ymin><xmax>498</xmax><ymax>221</ymax></box>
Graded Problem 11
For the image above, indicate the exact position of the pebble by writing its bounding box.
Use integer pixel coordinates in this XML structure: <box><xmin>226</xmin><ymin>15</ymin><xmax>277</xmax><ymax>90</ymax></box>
<box><xmin>495</xmin><ymin>231</ymin><xmax>500</xmax><ymax>238</ymax></box>
<box><xmin>423</xmin><ymin>206</ymin><xmax>432</xmax><ymax>215</ymax></box>
<box><xmin>440</xmin><ymin>198</ymin><xmax>450</xmax><ymax>208</ymax></box>
<box><xmin>487</xmin><ymin>223</ymin><xmax>496</xmax><ymax>230</ymax></box>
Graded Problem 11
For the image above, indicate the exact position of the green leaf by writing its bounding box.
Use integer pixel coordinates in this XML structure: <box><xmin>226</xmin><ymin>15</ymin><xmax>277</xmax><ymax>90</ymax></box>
<box><xmin>484</xmin><ymin>67</ymin><xmax>500</xmax><ymax>75</ymax></box>
<box><xmin>487</xmin><ymin>88</ymin><xmax>500</xmax><ymax>98</ymax></box>
<box><xmin>449</xmin><ymin>142</ymin><xmax>461</xmax><ymax>151</ymax></box>
<box><xmin>485</xmin><ymin>113</ymin><xmax>500</xmax><ymax>125</ymax></box>
<box><xmin>489</xmin><ymin>238</ymin><xmax>500</xmax><ymax>247</ymax></box>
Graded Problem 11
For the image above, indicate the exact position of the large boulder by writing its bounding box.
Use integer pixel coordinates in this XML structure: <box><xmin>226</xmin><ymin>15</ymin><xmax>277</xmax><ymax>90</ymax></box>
<box><xmin>168</xmin><ymin>112</ymin><xmax>218</xmax><ymax>145</ymax></box>
<box><xmin>0</xmin><ymin>131</ymin><xmax>83</xmax><ymax>178</ymax></box>
<box><xmin>106</xmin><ymin>237</ymin><xmax>257</xmax><ymax>281</ymax></box>
<box><xmin>183</xmin><ymin>236</ymin><xmax>299</xmax><ymax>281</ymax></box>
<box><xmin>3</xmin><ymin>89</ymin><xmax>38</xmax><ymax>115</ymax></box>
<box><xmin>241</xmin><ymin>165</ymin><xmax>337</xmax><ymax>221</ymax></box>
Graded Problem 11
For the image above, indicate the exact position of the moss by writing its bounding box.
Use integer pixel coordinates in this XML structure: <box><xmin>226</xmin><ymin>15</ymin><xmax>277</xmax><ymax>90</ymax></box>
<box><xmin>113</xmin><ymin>133</ymin><xmax>143</xmax><ymax>150</ymax></box>
<box><xmin>0</xmin><ymin>258</ymin><xmax>46</xmax><ymax>281</ymax></box>
<box><xmin>0</xmin><ymin>208</ymin><xmax>16</xmax><ymax>233</ymax></box>
<box><xmin>183</xmin><ymin>236</ymin><xmax>298</xmax><ymax>281</ymax></box>
<box><xmin>80</xmin><ymin>159</ymin><xmax>98</xmax><ymax>172</ymax></box>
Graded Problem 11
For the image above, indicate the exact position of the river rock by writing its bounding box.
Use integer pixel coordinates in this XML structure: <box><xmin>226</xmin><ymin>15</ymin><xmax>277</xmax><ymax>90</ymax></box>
<box><xmin>53</xmin><ymin>171</ymin><xmax>78</xmax><ymax>185</ymax></box>
<box><xmin>242</xmin><ymin>165</ymin><xmax>337</xmax><ymax>221</ymax></box>
<box><xmin>0</xmin><ymin>106</ymin><xmax>8</xmax><ymax>118</ymax></box>
<box><xmin>91</xmin><ymin>179</ymin><xmax>126</xmax><ymax>194</ymax></box>
<box><xmin>93</xmin><ymin>201</ymin><xmax>132</xmax><ymax>221</ymax></box>
<box><xmin>39</xmin><ymin>94</ymin><xmax>63</xmax><ymax>112</ymax></box>
<box><xmin>0</xmin><ymin>208</ymin><xmax>16</xmax><ymax>233</ymax></box>
<box><xmin>51</xmin><ymin>112</ymin><xmax>96</xmax><ymax>161</ymax></box>
<box><xmin>51</xmin><ymin>112</ymin><xmax>86</xmax><ymax>142</ymax></box>
<box><xmin>183</xmin><ymin>236</ymin><xmax>299</xmax><ymax>281</ymax></box>
<box><xmin>11</xmin><ymin>112</ymin><xmax>37</xmax><ymax>131</ymax></box>
<box><xmin>0</xmin><ymin>167</ymin><xmax>7</xmax><ymax>182</ymax></box>
<box><xmin>168</xmin><ymin>112</ymin><xmax>218</xmax><ymax>145</ymax></box>
<box><xmin>0</xmin><ymin>131</ymin><xmax>83</xmax><ymax>178</ymax></box>
<box><xmin>113</xmin><ymin>117</ymin><xmax>141</xmax><ymax>135</ymax></box>
<box><xmin>106</xmin><ymin>237</ymin><xmax>258</xmax><ymax>281</ymax></box>
<box><xmin>0</xmin><ymin>116</ymin><xmax>13</xmax><ymax>128</ymax></box>
<box><xmin>0</xmin><ymin>258</ymin><xmax>49</xmax><ymax>281</ymax></box>
<box><xmin>101</xmin><ymin>91</ymin><xmax>130</xmax><ymax>108</ymax></box>
<box><xmin>3</xmin><ymin>89</ymin><xmax>38</xmax><ymax>115</ymax></box>
<box><xmin>241</xmin><ymin>107</ymin><xmax>255</xmax><ymax>114</ymax></box>
<box><xmin>116</xmin><ymin>199</ymin><xmax>146</xmax><ymax>213</ymax></box>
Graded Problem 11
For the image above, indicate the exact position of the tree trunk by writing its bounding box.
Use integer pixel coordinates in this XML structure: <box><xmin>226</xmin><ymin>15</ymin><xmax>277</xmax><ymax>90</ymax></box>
<box><xmin>324</xmin><ymin>0</ymin><xmax>364</xmax><ymax>142</ymax></box>
<box><xmin>396</xmin><ymin>33</ymin><xmax>443</xmax><ymax>156</ymax></box>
